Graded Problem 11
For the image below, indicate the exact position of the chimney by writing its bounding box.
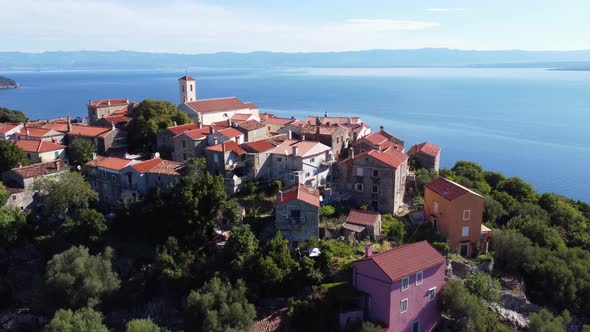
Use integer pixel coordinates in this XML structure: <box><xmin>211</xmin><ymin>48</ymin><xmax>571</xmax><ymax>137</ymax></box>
<box><xmin>348</xmin><ymin>149</ymin><xmax>355</xmax><ymax>160</ymax></box>
<box><xmin>279</xmin><ymin>190</ymin><xmax>283</xmax><ymax>203</ymax></box>
<box><xmin>198</xmin><ymin>122</ymin><xmax>203</xmax><ymax>129</ymax></box>
<box><xmin>126</xmin><ymin>98</ymin><xmax>129</xmax><ymax>104</ymax></box>
<box><xmin>54</xmin><ymin>160</ymin><xmax>61</xmax><ymax>171</ymax></box>
<box><xmin>222</xmin><ymin>142</ymin><xmax>226</xmax><ymax>154</ymax></box>
<box><xmin>365</xmin><ymin>243</ymin><xmax>373</xmax><ymax>257</ymax></box>
<box><xmin>287</xmin><ymin>130</ymin><xmax>292</xmax><ymax>140</ymax></box>
<box><xmin>173</xmin><ymin>121</ymin><xmax>177</xmax><ymax>127</ymax></box>
<box><xmin>292</xmin><ymin>146</ymin><xmax>298</xmax><ymax>156</ymax></box>
<box><xmin>26</xmin><ymin>127</ymin><xmax>30</xmax><ymax>136</ymax></box>
<box><xmin>107</xmin><ymin>100</ymin><xmax>111</xmax><ymax>106</ymax></box>
<box><xmin>17</xmin><ymin>162</ymin><xmax>23</xmax><ymax>168</ymax></box>
<box><xmin>324</xmin><ymin>112</ymin><xmax>328</xmax><ymax>118</ymax></box>
<box><xmin>91</xmin><ymin>152</ymin><xmax>97</xmax><ymax>160</ymax></box>
<box><xmin>301</xmin><ymin>135</ymin><xmax>305</xmax><ymax>141</ymax></box>
<box><xmin>210</xmin><ymin>126</ymin><xmax>215</xmax><ymax>134</ymax></box>
<box><xmin>227</xmin><ymin>118</ymin><xmax>232</xmax><ymax>127</ymax></box>
<box><xmin>67</xmin><ymin>116</ymin><xmax>72</xmax><ymax>132</ymax></box>
<box><xmin>213</xmin><ymin>137</ymin><xmax>219</xmax><ymax>145</ymax></box>
<box><xmin>380</xmin><ymin>125</ymin><xmax>384</xmax><ymax>132</ymax></box>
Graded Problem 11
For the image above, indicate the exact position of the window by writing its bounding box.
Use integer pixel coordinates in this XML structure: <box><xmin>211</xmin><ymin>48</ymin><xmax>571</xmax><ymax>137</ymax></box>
<box><xmin>111</xmin><ymin>175</ymin><xmax>116</xmax><ymax>182</ymax></box>
<box><xmin>54</xmin><ymin>151</ymin><xmax>59</xmax><ymax>159</ymax></box>
<box><xmin>183</xmin><ymin>153</ymin><xmax>187</xmax><ymax>161</ymax></box>
<box><xmin>182</xmin><ymin>141</ymin><xmax>186</xmax><ymax>148</ymax></box>
<box><xmin>213</xmin><ymin>154</ymin><xmax>219</xmax><ymax>163</ymax></box>
<box><xmin>400</xmin><ymin>298</ymin><xmax>408</xmax><ymax>313</ymax></box>
<box><xmin>373</xmin><ymin>169</ymin><xmax>379</xmax><ymax>177</ymax></box>
<box><xmin>462</xmin><ymin>226</ymin><xmax>469</xmax><ymax>237</ymax></box>
<box><xmin>355</xmin><ymin>183</ymin><xmax>364</xmax><ymax>192</ymax></box>
<box><xmin>401</xmin><ymin>277</ymin><xmax>409</xmax><ymax>291</ymax></box>
<box><xmin>305</xmin><ymin>172</ymin><xmax>310</xmax><ymax>178</ymax></box>
<box><xmin>463</xmin><ymin>210</ymin><xmax>471</xmax><ymax>220</ymax></box>
<box><xmin>26</xmin><ymin>153</ymin><xmax>31</xmax><ymax>160</ymax></box>
<box><xmin>276</xmin><ymin>157</ymin><xmax>283</xmax><ymax>162</ymax></box>
<box><xmin>412</xmin><ymin>320</ymin><xmax>420</xmax><ymax>332</ymax></box>
<box><xmin>428</xmin><ymin>287</ymin><xmax>436</xmax><ymax>302</ymax></box>
<box><xmin>372</xmin><ymin>185</ymin><xmax>378</xmax><ymax>193</ymax></box>
<box><xmin>356</xmin><ymin>167</ymin><xmax>364</xmax><ymax>176</ymax></box>
<box><xmin>433</xmin><ymin>201</ymin><xmax>439</xmax><ymax>213</ymax></box>
<box><xmin>310</xmin><ymin>157</ymin><xmax>315</xmax><ymax>163</ymax></box>
<box><xmin>190</xmin><ymin>84</ymin><xmax>193</xmax><ymax>92</ymax></box>
<box><xmin>416</xmin><ymin>271</ymin><xmax>423</xmax><ymax>285</ymax></box>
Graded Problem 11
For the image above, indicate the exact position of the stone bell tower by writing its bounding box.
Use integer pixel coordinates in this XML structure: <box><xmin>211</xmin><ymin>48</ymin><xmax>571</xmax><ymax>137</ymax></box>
<box><xmin>178</xmin><ymin>75</ymin><xmax>196</xmax><ymax>104</ymax></box>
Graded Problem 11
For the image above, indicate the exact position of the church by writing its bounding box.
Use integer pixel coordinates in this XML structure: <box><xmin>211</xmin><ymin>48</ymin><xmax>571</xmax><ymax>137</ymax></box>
<box><xmin>176</xmin><ymin>75</ymin><xmax>260</xmax><ymax>126</ymax></box>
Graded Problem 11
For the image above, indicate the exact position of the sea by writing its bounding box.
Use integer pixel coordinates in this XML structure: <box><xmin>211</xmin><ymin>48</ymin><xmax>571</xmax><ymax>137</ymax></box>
<box><xmin>1</xmin><ymin>67</ymin><xmax>589</xmax><ymax>202</ymax></box>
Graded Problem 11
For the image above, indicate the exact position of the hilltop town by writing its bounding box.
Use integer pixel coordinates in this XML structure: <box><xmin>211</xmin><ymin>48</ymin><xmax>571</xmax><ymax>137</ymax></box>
<box><xmin>1</xmin><ymin>76</ymin><xmax>589</xmax><ymax>331</ymax></box>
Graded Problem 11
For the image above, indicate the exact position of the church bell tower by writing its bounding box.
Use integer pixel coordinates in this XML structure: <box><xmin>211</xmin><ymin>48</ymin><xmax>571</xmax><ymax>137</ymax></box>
<box><xmin>178</xmin><ymin>75</ymin><xmax>196</xmax><ymax>104</ymax></box>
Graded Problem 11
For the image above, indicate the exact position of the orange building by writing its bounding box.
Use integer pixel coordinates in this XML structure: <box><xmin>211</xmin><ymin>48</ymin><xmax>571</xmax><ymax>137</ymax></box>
<box><xmin>424</xmin><ymin>177</ymin><xmax>489</xmax><ymax>257</ymax></box>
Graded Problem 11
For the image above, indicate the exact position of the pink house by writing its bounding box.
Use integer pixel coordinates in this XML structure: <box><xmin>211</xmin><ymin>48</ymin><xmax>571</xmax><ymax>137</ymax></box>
<box><xmin>352</xmin><ymin>241</ymin><xmax>446</xmax><ymax>332</ymax></box>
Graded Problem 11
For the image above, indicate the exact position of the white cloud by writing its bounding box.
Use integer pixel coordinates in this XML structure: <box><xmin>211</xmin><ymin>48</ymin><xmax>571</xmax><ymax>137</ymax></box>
<box><xmin>344</xmin><ymin>19</ymin><xmax>440</xmax><ymax>31</ymax></box>
<box><xmin>428</xmin><ymin>8</ymin><xmax>465</xmax><ymax>12</ymax></box>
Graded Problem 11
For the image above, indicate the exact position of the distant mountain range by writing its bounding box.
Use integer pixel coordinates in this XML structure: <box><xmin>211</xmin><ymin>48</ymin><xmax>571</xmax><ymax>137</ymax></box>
<box><xmin>1</xmin><ymin>49</ymin><xmax>590</xmax><ymax>70</ymax></box>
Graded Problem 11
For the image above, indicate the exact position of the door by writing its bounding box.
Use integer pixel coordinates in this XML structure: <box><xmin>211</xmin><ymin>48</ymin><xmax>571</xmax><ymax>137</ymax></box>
<box><xmin>432</xmin><ymin>218</ymin><xmax>438</xmax><ymax>231</ymax></box>
<box><xmin>460</xmin><ymin>243</ymin><xmax>469</xmax><ymax>257</ymax></box>
<box><xmin>412</xmin><ymin>320</ymin><xmax>420</xmax><ymax>332</ymax></box>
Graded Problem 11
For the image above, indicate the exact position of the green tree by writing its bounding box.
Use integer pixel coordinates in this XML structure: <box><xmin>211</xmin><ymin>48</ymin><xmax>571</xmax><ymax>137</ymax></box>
<box><xmin>155</xmin><ymin>236</ymin><xmax>196</xmax><ymax>282</ymax></box>
<box><xmin>46</xmin><ymin>307</ymin><xmax>109</xmax><ymax>332</ymax></box>
<box><xmin>319</xmin><ymin>205</ymin><xmax>335</xmax><ymax>217</ymax></box>
<box><xmin>358</xmin><ymin>321</ymin><xmax>383</xmax><ymax>332</ymax></box>
<box><xmin>0</xmin><ymin>206</ymin><xmax>27</xmax><ymax>244</ymax></box>
<box><xmin>414</xmin><ymin>168</ymin><xmax>439</xmax><ymax>195</ymax></box>
<box><xmin>46</xmin><ymin>246</ymin><xmax>120</xmax><ymax>307</ymax></box>
<box><xmin>185</xmin><ymin>277</ymin><xmax>256</xmax><ymax>332</ymax></box>
<box><xmin>60</xmin><ymin>208</ymin><xmax>108</xmax><ymax>245</ymax></box>
<box><xmin>497</xmin><ymin>177</ymin><xmax>537</xmax><ymax>203</ymax></box>
<box><xmin>68</xmin><ymin>138</ymin><xmax>96</xmax><ymax>166</ymax></box>
<box><xmin>126</xmin><ymin>318</ymin><xmax>161</xmax><ymax>332</ymax></box>
<box><xmin>34</xmin><ymin>171</ymin><xmax>98</xmax><ymax>218</ymax></box>
<box><xmin>0</xmin><ymin>183</ymin><xmax>9</xmax><ymax>204</ymax></box>
<box><xmin>492</xmin><ymin>229</ymin><xmax>534</xmax><ymax>276</ymax></box>
<box><xmin>528</xmin><ymin>309</ymin><xmax>571</xmax><ymax>332</ymax></box>
<box><xmin>256</xmin><ymin>232</ymin><xmax>298</xmax><ymax>289</ymax></box>
<box><xmin>221</xmin><ymin>198</ymin><xmax>243</xmax><ymax>226</ymax></box>
<box><xmin>483</xmin><ymin>196</ymin><xmax>507</xmax><ymax>226</ymax></box>
<box><xmin>224</xmin><ymin>224</ymin><xmax>258</xmax><ymax>272</ymax></box>
<box><xmin>381</xmin><ymin>214</ymin><xmax>405</xmax><ymax>243</ymax></box>
<box><xmin>483</xmin><ymin>171</ymin><xmax>506</xmax><ymax>190</ymax></box>
<box><xmin>0</xmin><ymin>139</ymin><xmax>27</xmax><ymax>172</ymax></box>
<box><xmin>464</xmin><ymin>272</ymin><xmax>501</xmax><ymax>303</ymax></box>
<box><xmin>0</xmin><ymin>107</ymin><xmax>28</xmax><ymax>123</ymax></box>
<box><xmin>127</xmin><ymin>99</ymin><xmax>191</xmax><ymax>152</ymax></box>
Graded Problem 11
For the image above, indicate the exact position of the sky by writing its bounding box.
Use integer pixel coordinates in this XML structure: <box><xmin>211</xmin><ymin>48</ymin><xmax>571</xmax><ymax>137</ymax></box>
<box><xmin>1</xmin><ymin>0</ymin><xmax>589</xmax><ymax>53</ymax></box>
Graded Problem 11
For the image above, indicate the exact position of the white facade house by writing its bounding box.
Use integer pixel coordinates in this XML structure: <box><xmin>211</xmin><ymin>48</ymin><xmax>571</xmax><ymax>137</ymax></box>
<box><xmin>270</xmin><ymin>139</ymin><xmax>334</xmax><ymax>188</ymax></box>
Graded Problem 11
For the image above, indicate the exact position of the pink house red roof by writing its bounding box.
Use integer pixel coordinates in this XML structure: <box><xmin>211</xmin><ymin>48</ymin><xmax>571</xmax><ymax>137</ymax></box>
<box><xmin>425</xmin><ymin>177</ymin><xmax>484</xmax><ymax>201</ymax></box>
<box><xmin>355</xmin><ymin>241</ymin><xmax>445</xmax><ymax>282</ymax></box>
<box><xmin>16</xmin><ymin>140</ymin><xmax>65</xmax><ymax>153</ymax></box>
<box><xmin>185</xmin><ymin>97</ymin><xmax>252</xmax><ymax>114</ymax></box>
<box><xmin>346</xmin><ymin>209</ymin><xmax>381</xmax><ymax>226</ymax></box>
<box><xmin>276</xmin><ymin>184</ymin><xmax>320</xmax><ymax>207</ymax></box>
<box><xmin>407</xmin><ymin>142</ymin><xmax>441</xmax><ymax>158</ymax></box>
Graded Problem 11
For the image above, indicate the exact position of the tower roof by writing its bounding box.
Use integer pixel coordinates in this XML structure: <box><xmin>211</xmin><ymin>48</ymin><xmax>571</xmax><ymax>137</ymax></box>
<box><xmin>179</xmin><ymin>75</ymin><xmax>195</xmax><ymax>81</ymax></box>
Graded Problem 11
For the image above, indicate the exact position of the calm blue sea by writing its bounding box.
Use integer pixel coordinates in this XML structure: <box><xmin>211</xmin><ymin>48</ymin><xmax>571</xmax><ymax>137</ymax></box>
<box><xmin>1</xmin><ymin>67</ymin><xmax>589</xmax><ymax>202</ymax></box>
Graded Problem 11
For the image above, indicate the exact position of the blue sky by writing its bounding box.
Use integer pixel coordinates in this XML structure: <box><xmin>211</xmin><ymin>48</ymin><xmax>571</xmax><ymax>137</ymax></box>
<box><xmin>1</xmin><ymin>0</ymin><xmax>589</xmax><ymax>53</ymax></box>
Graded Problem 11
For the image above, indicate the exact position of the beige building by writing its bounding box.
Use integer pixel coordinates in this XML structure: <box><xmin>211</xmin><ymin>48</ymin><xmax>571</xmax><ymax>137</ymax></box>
<box><xmin>87</xmin><ymin>98</ymin><xmax>134</xmax><ymax>124</ymax></box>
<box><xmin>16</xmin><ymin>140</ymin><xmax>66</xmax><ymax>163</ymax></box>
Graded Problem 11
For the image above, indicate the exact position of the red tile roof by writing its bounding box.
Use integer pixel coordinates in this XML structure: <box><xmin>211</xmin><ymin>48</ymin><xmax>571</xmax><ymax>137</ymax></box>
<box><xmin>88</xmin><ymin>99</ymin><xmax>131</xmax><ymax>108</ymax></box>
<box><xmin>42</xmin><ymin>123</ymin><xmax>69</xmax><ymax>132</ymax></box>
<box><xmin>346</xmin><ymin>209</ymin><xmax>381</xmax><ymax>226</ymax></box>
<box><xmin>101</xmin><ymin>115</ymin><xmax>131</xmax><ymax>124</ymax></box>
<box><xmin>407</xmin><ymin>142</ymin><xmax>441</xmax><ymax>158</ymax></box>
<box><xmin>206</xmin><ymin>141</ymin><xmax>247</xmax><ymax>155</ymax></box>
<box><xmin>179</xmin><ymin>75</ymin><xmax>195</xmax><ymax>81</ymax></box>
<box><xmin>10</xmin><ymin>160</ymin><xmax>66</xmax><ymax>179</ymax></box>
<box><xmin>241</xmin><ymin>139</ymin><xmax>276</xmax><ymax>153</ymax></box>
<box><xmin>261</xmin><ymin>117</ymin><xmax>295</xmax><ymax>126</ymax></box>
<box><xmin>166</xmin><ymin>123</ymin><xmax>201</xmax><ymax>135</ymax></box>
<box><xmin>363</xmin><ymin>132</ymin><xmax>388</xmax><ymax>145</ymax></box>
<box><xmin>0</xmin><ymin>124</ymin><xmax>19</xmax><ymax>134</ymax></box>
<box><xmin>230</xmin><ymin>113</ymin><xmax>253</xmax><ymax>122</ymax></box>
<box><xmin>18</xmin><ymin>127</ymin><xmax>61</xmax><ymax>138</ymax></box>
<box><xmin>185</xmin><ymin>97</ymin><xmax>252</xmax><ymax>114</ymax></box>
<box><xmin>343</xmin><ymin>150</ymin><xmax>407</xmax><ymax>169</ymax></box>
<box><xmin>276</xmin><ymin>184</ymin><xmax>320</xmax><ymax>207</ymax></box>
<box><xmin>68</xmin><ymin>125</ymin><xmax>111</xmax><ymax>137</ymax></box>
<box><xmin>243</xmin><ymin>102</ymin><xmax>258</xmax><ymax>110</ymax></box>
<box><xmin>355</xmin><ymin>241</ymin><xmax>445</xmax><ymax>282</ymax></box>
<box><xmin>85</xmin><ymin>156</ymin><xmax>133</xmax><ymax>171</ymax></box>
<box><xmin>425</xmin><ymin>177</ymin><xmax>484</xmax><ymax>201</ymax></box>
<box><xmin>180</xmin><ymin>127</ymin><xmax>211</xmax><ymax>140</ymax></box>
<box><xmin>16</xmin><ymin>140</ymin><xmax>65</xmax><ymax>153</ymax></box>
<box><xmin>237</xmin><ymin>120</ymin><xmax>265</xmax><ymax>131</ymax></box>
<box><xmin>217</xmin><ymin>127</ymin><xmax>244</xmax><ymax>139</ymax></box>
<box><xmin>131</xmin><ymin>158</ymin><xmax>183</xmax><ymax>176</ymax></box>
<box><xmin>272</xmin><ymin>139</ymin><xmax>331</xmax><ymax>158</ymax></box>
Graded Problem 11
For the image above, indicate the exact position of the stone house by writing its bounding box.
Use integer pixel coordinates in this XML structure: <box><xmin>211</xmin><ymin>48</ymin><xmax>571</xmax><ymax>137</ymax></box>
<box><xmin>260</xmin><ymin>114</ymin><xmax>297</xmax><ymax>136</ymax></box>
<box><xmin>270</xmin><ymin>139</ymin><xmax>334</xmax><ymax>188</ymax></box>
<box><xmin>354</xmin><ymin>130</ymin><xmax>405</xmax><ymax>156</ymax></box>
<box><xmin>16</xmin><ymin>140</ymin><xmax>66</xmax><ymax>164</ymax></box>
<box><xmin>275</xmin><ymin>184</ymin><xmax>320</xmax><ymax>248</ymax></box>
<box><xmin>352</xmin><ymin>241</ymin><xmax>446</xmax><ymax>332</ymax></box>
<box><xmin>84</xmin><ymin>156</ymin><xmax>135</xmax><ymax>206</ymax></box>
<box><xmin>171</xmin><ymin>127</ymin><xmax>212</xmax><ymax>162</ymax></box>
<box><xmin>407</xmin><ymin>142</ymin><xmax>441</xmax><ymax>171</ymax></box>
<box><xmin>424</xmin><ymin>177</ymin><xmax>487</xmax><ymax>257</ymax></box>
<box><xmin>87</xmin><ymin>98</ymin><xmax>134</xmax><ymax>124</ymax></box>
<box><xmin>204</xmin><ymin>141</ymin><xmax>249</xmax><ymax>194</ymax></box>
<box><xmin>342</xmin><ymin>209</ymin><xmax>382</xmax><ymax>240</ymax></box>
<box><xmin>235</xmin><ymin>120</ymin><xmax>267</xmax><ymax>142</ymax></box>
<box><xmin>156</xmin><ymin>123</ymin><xmax>201</xmax><ymax>153</ymax></box>
<box><xmin>95</xmin><ymin>108</ymin><xmax>133</xmax><ymax>130</ymax></box>
<box><xmin>337</xmin><ymin>150</ymin><xmax>408</xmax><ymax>215</ymax></box>
<box><xmin>300</xmin><ymin>123</ymin><xmax>350</xmax><ymax>160</ymax></box>
<box><xmin>66</xmin><ymin>124</ymin><xmax>127</xmax><ymax>155</ymax></box>
<box><xmin>206</xmin><ymin>127</ymin><xmax>245</xmax><ymax>146</ymax></box>
<box><xmin>240</xmin><ymin>137</ymin><xmax>284</xmax><ymax>180</ymax></box>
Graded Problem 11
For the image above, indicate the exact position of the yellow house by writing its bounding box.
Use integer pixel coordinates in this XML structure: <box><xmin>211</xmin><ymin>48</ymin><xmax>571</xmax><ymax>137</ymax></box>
<box><xmin>16</xmin><ymin>139</ymin><xmax>66</xmax><ymax>164</ymax></box>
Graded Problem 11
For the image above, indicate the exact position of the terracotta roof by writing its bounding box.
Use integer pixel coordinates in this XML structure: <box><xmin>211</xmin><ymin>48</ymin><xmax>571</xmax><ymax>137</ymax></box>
<box><xmin>68</xmin><ymin>125</ymin><xmax>111</xmax><ymax>137</ymax></box>
<box><xmin>88</xmin><ymin>99</ymin><xmax>131</xmax><ymax>107</ymax></box>
<box><xmin>304</xmin><ymin>116</ymin><xmax>362</xmax><ymax>126</ymax></box>
<box><xmin>131</xmin><ymin>158</ymin><xmax>183</xmax><ymax>176</ymax></box>
<box><xmin>276</xmin><ymin>183</ymin><xmax>320</xmax><ymax>207</ymax></box>
<box><xmin>241</xmin><ymin>139</ymin><xmax>276</xmax><ymax>153</ymax></box>
<box><xmin>346</xmin><ymin>209</ymin><xmax>381</xmax><ymax>226</ymax></box>
<box><xmin>217</xmin><ymin>127</ymin><xmax>244</xmax><ymax>139</ymax></box>
<box><xmin>272</xmin><ymin>139</ymin><xmax>331</xmax><ymax>158</ymax></box>
<box><xmin>261</xmin><ymin>117</ymin><xmax>295</xmax><ymax>126</ymax></box>
<box><xmin>363</xmin><ymin>132</ymin><xmax>388</xmax><ymax>145</ymax></box>
<box><xmin>16</xmin><ymin>140</ymin><xmax>65</xmax><ymax>153</ymax></box>
<box><xmin>85</xmin><ymin>156</ymin><xmax>134</xmax><ymax>171</ymax></box>
<box><xmin>355</xmin><ymin>241</ymin><xmax>445</xmax><ymax>282</ymax></box>
<box><xmin>101</xmin><ymin>115</ymin><xmax>131</xmax><ymax>124</ymax></box>
<box><xmin>10</xmin><ymin>160</ymin><xmax>66</xmax><ymax>179</ymax></box>
<box><xmin>18</xmin><ymin>127</ymin><xmax>61</xmax><ymax>138</ymax></box>
<box><xmin>231</xmin><ymin>113</ymin><xmax>253</xmax><ymax>122</ymax></box>
<box><xmin>237</xmin><ymin>120</ymin><xmax>265</xmax><ymax>131</ymax></box>
<box><xmin>179</xmin><ymin>75</ymin><xmax>195</xmax><ymax>81</ymax></box>
<box><xmin>407</xmin><ymin>142</ymin><xmax>441</xmax><ymax>158</ymax></box>
<box><xmin>165</xmin><ymin>123</ymin><xmax>201</xmax><ymax>135</ymax></box>
<box><xmin>243</xmin><ymin>102</ymin><xmax>258</xmax><ymax>110</ymax></box>
<box><xmin>180</xmin><ymin>127</ymin><xmax>211</xmax><ymax>140</ymax></box>
<box><xmin>206</xmin><ymin>141</ymin><xmax>246</xmax><ymax>155</ymax></box>
<box><xmin>343</xmin><ymin>150</ymin><xmax>407</xmax><ymax>169</ymax></box>
<box><xmin>301</xmin><ymin>125</ymin><xmax>343</xmax><ymax>136</ymax></box>
<box><xmin>185</xmin><ymin>97</ymin><xmax>252</xmax><ymax>114</ymax></box>
<box><xmin>425</xmin><ymin>177</ymin><xmax>484</xmax><ymax>200</ymax></box>
<box><xmin>0</xmin><ymin>124</ymin><xmax>19</xmax><ymax>134</ymax></box>
<box><xmin>42</xmin><ymin>123</ymin><xmax>69</xmax><ymax>132</ymax></box>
